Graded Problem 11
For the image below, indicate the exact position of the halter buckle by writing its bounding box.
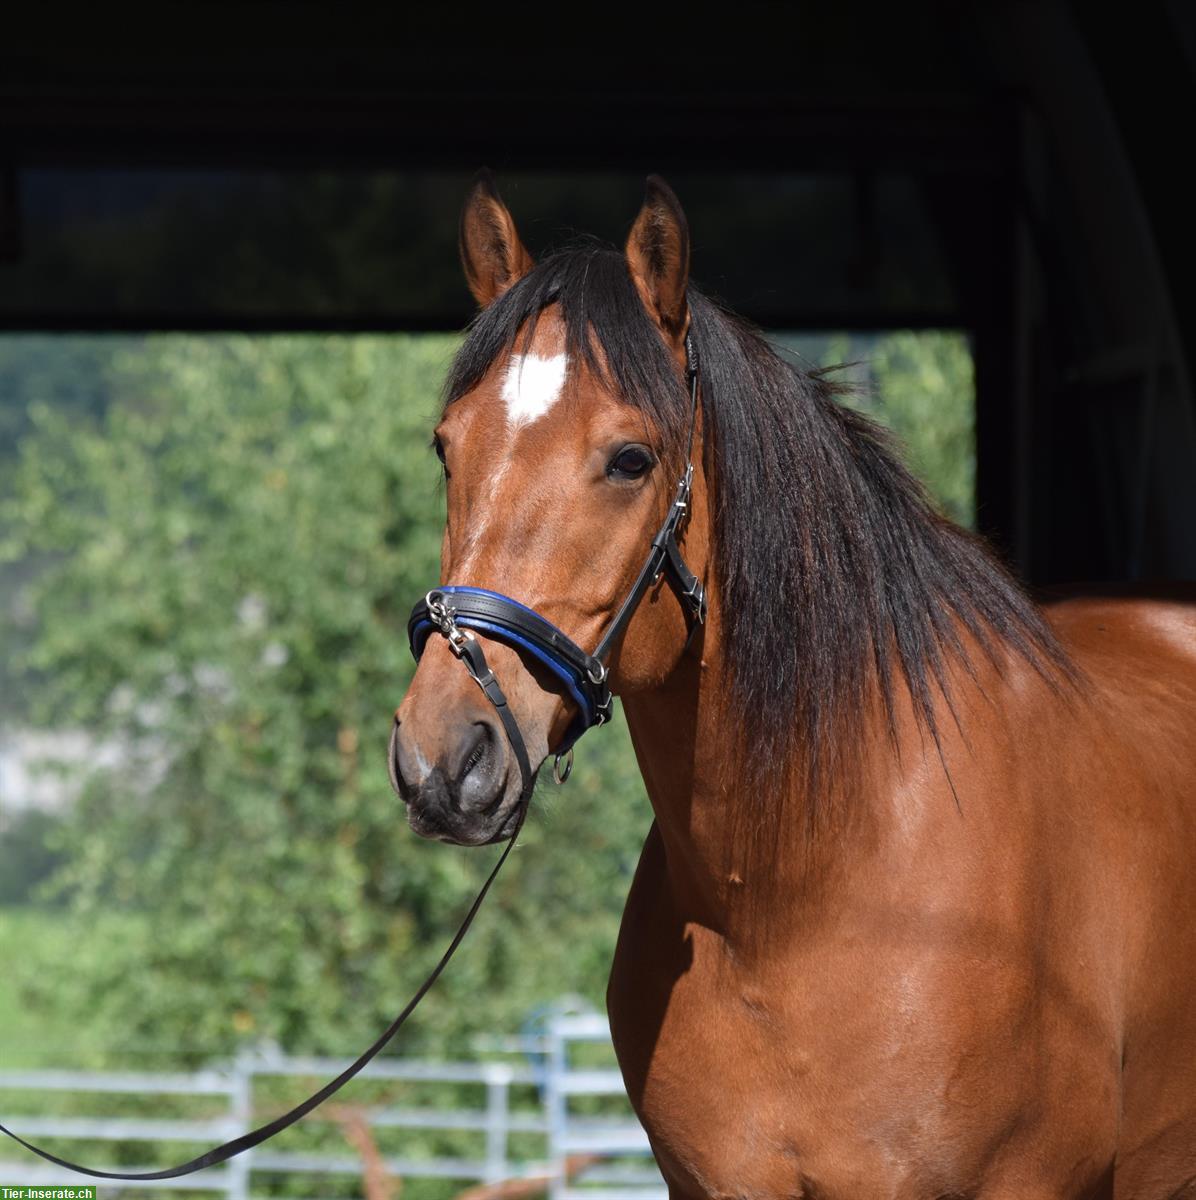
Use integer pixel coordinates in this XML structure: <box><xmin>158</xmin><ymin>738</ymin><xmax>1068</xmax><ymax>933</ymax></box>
<box><xmin>682</xmin><ymin>579</ymin><xmax>708</xmax><ymax>624</ymax></box>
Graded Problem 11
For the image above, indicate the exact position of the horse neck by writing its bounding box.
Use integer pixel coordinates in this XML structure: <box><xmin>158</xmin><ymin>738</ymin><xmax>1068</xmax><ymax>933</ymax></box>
<box><xmin>621</xmin><ymin>621</ymin><xmax>851</xmax><ymax>941</ymax></box>
<box><xmin>619</xmin><ymin>643</ymin><xmax>719</xmax><ymax>921</ymax></box>
<box><xmin>618</xmin><ymin>605</ymin><xmax>943</xmax><ymax>945</ymax></box>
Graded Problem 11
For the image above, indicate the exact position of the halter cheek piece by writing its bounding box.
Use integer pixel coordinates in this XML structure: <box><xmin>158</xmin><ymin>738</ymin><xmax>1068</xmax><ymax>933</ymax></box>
<box><xmin>407</xmin><ymin>335</ymin><xmax>706</xmax><ymax>794</ymax></box>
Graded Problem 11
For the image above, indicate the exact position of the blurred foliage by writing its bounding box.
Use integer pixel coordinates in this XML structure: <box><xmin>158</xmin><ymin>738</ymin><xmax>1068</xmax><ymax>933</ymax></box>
<box><xmin>0</xmin><ymin>328</ymin><xmax>973</xmax><ymax>1070</ymax></box>
<box><xmin>851</xmin><ymin>330</ymin><xmax>975</xmax><ymax>527</ymax></box>
<box><xmin>777</xmin><ymin>329</ymin><xmax>975</xmax><ymax>527</ymax></box>
<box><xmin>0</xmin><ymin>907</ymin><xmax>100</xmax><ymax>1066</ymax></box>
<box><xmin>0</xmin><ymin>809</ymin><xmax>67</xmax><ymax>905</ymax></box>
<box><xmin>0</xmin><ymin>335</ymin><xmax>648</xmax><ymax>1067</ymax></box>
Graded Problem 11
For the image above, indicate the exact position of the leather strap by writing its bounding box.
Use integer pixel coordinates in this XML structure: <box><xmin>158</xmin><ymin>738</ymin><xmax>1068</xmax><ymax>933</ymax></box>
<box><xmin>663</xmin><ymin>533</ymin><xmax>706</xmax><ymax>620</ymax></box>
<box><xmin>0</xmin><ymin>825</ymin><xmax>521</xmax><ymax>1180</ymax></box>
<box><xmin>593</xmin><ymin>467</ymin><xmax>706</xmax><ymax>662</ymax></box>
<box><xmin>454</xmin><ymin>631</ymin><xmax>534</xmax><ymax>788</ymax></box>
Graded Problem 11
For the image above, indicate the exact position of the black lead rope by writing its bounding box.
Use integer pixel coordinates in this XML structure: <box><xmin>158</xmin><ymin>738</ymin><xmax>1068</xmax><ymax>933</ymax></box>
<box><xmin>0</xmin><ymin>821</ymin><xmax>524</xmax><ymax>1180</ymax></box>
<box><xmin>1</xmin><ymin>337</ymin><xmax>704</xmax><ymax>1181</ymax></box>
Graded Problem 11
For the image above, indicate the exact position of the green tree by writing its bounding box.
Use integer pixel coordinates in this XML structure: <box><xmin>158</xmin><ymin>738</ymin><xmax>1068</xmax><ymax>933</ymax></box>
<box><xmin>1</xmin><ymin>335</ymin><xmax>649</xmax><ymax>1066</ymax></box>
<box><xmin>0</xmin><ymin>809</ymin><xmax>67</xmax><ymax>905</ymax></box>
<box><xmin>775</xmin><ymin>329</ymin><xmax>975</xmax><ymax>526</ymax></box>
<box><xmin>865</xmin><ymin>331</ymin><xmax>975</xmax><ymax>527</ymax></box>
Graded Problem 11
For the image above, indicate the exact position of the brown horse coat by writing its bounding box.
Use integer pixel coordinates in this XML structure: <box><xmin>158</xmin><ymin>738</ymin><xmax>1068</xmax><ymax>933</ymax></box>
<box><xmin>393</xmin><ymin>174</ymin><xmax>1196</xmax><ymax>1198</ymax></box>
<box><xmin>611</xmin><ymin>594</ymin><xmax>1196</xmax><ymax>1198</ymax></box>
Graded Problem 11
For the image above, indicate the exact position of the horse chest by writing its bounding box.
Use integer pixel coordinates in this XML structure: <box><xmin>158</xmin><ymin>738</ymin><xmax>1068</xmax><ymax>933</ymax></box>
<box><xmin>610</xmin><ymin>933</ymin><xmax>911</xmax><ymax>1196</ymax></box>
<box><xmin>607</xmin><ymin>925</ymin><xmax>844</xmax><ymax>1185</ymax></box>
<box><xmin>607</xmin><ymin>848</ymin><xmax>1119</xmax><ymax>1199</ymax></box>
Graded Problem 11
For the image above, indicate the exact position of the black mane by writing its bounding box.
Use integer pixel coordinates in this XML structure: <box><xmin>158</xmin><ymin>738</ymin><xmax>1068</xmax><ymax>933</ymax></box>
<box><xmin>446</xmin><ymin>242</ymin><xmax>1069</xmax><ymax>824</ymax></box>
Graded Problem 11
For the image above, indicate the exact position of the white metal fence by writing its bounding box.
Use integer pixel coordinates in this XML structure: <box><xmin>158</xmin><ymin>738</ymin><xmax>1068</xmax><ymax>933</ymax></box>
<box><xmin>0</xmin><ymin>1012</ymin><xmax>665</xmax><ymax>1200</ymax></box>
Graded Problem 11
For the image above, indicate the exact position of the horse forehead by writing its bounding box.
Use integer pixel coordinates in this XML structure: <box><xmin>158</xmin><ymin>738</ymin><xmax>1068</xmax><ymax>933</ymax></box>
<box><xmin>449</xmin><ymin>322</ymin><xmax>614</xmax><ymax>466</ymax></box>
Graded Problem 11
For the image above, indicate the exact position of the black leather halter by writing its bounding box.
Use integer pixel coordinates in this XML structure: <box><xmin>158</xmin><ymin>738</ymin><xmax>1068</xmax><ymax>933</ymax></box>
<box><xmin>407</xmin><ymin>334</ymin><xmax>706</xmax><ymax>791</ymax></box>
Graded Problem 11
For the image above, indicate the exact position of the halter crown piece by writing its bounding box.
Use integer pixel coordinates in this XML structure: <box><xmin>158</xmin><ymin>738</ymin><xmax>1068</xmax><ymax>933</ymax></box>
<box><xmin>407</xmin><ymin>332</ymin><xmax>706</xmax><ymax>792</ymax></box>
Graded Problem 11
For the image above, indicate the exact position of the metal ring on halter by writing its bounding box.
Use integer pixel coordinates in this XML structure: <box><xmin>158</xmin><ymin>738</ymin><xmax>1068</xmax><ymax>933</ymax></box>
<box><xmin>425</xmin><ymin>589</ymin><xmax>449</xmax><ymax>625</ymax></box>
<box><xmin>553</xmin><ymin>747</ymin><xmax>574</xmax><ymax>784</ymax></box>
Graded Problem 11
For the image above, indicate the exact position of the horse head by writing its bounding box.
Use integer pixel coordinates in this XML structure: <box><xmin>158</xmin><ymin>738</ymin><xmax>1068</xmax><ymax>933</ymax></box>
<box><xmin>390</xmin><ymin>173</ymin><xmax>710</xmax><ymax>845</ymax></box>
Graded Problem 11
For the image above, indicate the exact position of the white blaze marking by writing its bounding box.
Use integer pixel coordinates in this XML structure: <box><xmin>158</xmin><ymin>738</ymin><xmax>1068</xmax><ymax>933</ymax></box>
<box><xmin>456</xmin><ymin>350</ymin><xmax>567</xmax><ymax>571</ymax></box>
<box><xmin>501</xmin><ymin>353</ymin><xmax>568</xmax><ymax>426</ymax></box>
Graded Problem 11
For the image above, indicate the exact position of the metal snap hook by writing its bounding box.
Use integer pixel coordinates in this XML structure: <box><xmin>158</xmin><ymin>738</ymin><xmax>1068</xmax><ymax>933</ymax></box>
<box><xmin>445</xmin><ymin>624</ymin><xmax>474</xmax><ymax>656</ymax></box>
<box><xmin>553</xmin><ymin>747</ymin><xmax>574</xmax><ymax>785</ymax></box>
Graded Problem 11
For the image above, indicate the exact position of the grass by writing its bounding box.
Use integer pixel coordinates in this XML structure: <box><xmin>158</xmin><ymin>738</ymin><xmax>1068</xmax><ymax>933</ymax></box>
<box><xmin>0</xmin><ymin>906</ymin><xmax>100</xmax><ymax>1068</ymax></box>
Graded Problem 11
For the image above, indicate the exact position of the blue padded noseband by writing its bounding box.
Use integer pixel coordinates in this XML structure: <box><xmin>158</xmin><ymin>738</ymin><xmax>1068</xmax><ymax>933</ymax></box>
<box><xmin>408</xmin><ymin>586</ymin><xmax>611</xmax><ymax>753</ymax></box>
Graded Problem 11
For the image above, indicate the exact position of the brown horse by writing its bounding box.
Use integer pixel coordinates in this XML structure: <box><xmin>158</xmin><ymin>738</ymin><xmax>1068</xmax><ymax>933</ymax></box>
<box><xmin>391</xmin><ymin>174</ymin><xmax>1196</xmax><ymax>1198</ymax></box>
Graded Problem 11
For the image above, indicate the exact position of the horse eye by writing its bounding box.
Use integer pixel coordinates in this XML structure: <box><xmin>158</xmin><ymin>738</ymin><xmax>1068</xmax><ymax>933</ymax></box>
<box><xmin>607</xmin><ymin>445</ymin><xmax>655</xmax><ymax>481</ymax></box>
<box><xmin>432</xmin><ymin>436</ymin><xmax>449</xmax><ymax>476</ymax></box>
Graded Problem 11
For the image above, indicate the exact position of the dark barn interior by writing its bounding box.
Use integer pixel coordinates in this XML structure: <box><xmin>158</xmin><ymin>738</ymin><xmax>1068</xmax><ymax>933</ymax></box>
<box><xmin>3</xmin><ymin>2</ymin><xmax>1194</xmax><ymax>586</ymax></box>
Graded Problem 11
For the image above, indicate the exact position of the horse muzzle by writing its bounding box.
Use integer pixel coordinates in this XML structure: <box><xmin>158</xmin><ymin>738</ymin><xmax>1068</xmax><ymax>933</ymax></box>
<box><xmin>388</xmin><ymin>714</ymin><xmax>525</xmax><ymax>845</ymax></box>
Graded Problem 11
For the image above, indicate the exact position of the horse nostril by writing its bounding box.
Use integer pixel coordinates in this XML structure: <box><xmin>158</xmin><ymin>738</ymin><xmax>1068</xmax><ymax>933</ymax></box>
<box><xmin>461</xmin><ymin>738</ymin><xmax>487</xmax><ymax>778</ymax></box>
<box><xmin>452</xmin><ymin>721</ymin><xmax>503</xmax><ymax>814</ymax></box>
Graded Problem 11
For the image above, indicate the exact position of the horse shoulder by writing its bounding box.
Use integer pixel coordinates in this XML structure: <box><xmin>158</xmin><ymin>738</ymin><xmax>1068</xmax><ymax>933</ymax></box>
<box><xmin>1039</xmin><ymin>592</ymin><xmax>1196</xmax><ymax>1185</ymax></box>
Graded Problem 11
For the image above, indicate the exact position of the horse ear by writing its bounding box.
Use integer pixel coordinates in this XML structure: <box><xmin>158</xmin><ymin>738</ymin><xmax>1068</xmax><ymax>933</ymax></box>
<box><xmin>625</xmin><ymin>175</ymin><xmax>691</xmax><ymax>344</ymax></box>
<box><xmin>459</xmin><ymin>170</ymin><xmax>534</xmax><ymax>307</ymax></box>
